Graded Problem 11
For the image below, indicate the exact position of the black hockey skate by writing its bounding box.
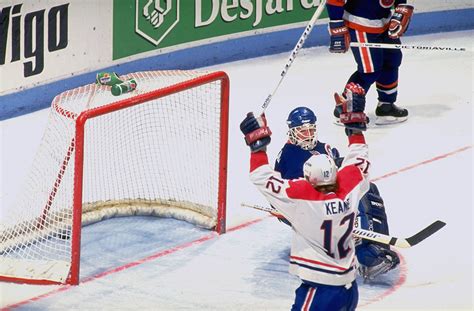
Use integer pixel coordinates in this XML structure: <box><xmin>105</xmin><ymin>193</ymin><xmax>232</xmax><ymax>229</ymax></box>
<box><xmin>375</xmin><ymin>102</ymin><xmax>408</xmax><ymax>125</ymax></box>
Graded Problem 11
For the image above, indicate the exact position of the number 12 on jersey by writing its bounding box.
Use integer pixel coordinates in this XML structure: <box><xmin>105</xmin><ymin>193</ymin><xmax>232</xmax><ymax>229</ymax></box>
<box><xmin>321</xmin><ymin>212</ymin><xmax>355</xmax><ymax>259</ymax></box>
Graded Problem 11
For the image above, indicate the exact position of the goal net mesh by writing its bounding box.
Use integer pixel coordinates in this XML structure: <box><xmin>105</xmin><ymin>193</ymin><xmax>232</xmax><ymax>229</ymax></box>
<box><xmin>0</xmin><ymin>70</ymin><xmax>227</xmax><ymax>284</ymax></box>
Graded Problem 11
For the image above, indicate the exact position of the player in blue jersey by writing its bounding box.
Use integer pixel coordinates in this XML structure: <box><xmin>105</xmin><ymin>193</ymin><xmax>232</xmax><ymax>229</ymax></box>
<box><xmin>275</xmin><ymin>107</ymin><xmax>339</xmax><ymax>179</ymax></box>
<box><xmin>274</xmin><ymin>105</ymin><xmax>399</xmax><ymax>281</ymax></box>
<box><xmin>326</xmin><ymin>0</ymin><xmax>414</xmax><ymax>125</ymax></box>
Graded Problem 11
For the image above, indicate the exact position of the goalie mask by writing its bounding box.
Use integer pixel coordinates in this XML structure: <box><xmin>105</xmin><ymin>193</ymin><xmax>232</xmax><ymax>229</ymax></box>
<box><xmin>303</xmin><ymin>154</ymin><xmax>338</xmax><ymax>187</ymax></box>
<box><xmin>286</xmin><ymin>107</ymin><xmax>318</xmax><ymax>150</ymax></box>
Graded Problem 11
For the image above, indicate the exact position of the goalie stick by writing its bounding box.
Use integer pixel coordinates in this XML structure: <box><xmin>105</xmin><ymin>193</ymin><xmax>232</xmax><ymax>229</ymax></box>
<box><xmin>241</xmin><ymin>203</ymin><xmax>446</xmax><ymax>248</ymax></box>
<box><xmin>261</xmin><ymin>0</ymin><xmax>327</xmax><ymax>112</ymax></box>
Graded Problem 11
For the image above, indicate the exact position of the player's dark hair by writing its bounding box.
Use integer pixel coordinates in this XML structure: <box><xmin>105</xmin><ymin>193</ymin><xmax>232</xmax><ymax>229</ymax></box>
<box><xmin>315</xmin><ymin>183</ymin><xmax>338</xmax><ymax>193</ymax></box>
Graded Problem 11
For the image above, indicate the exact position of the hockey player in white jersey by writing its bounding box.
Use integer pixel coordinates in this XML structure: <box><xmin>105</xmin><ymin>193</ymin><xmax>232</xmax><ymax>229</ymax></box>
<box><xmin>274</xmin><ymin>106</ymin><xmax>400</xmax><ymax>281</ymax></box>
<box><xmin>240</xmin><ymin>83</ymin><xmax>370</xmax><ymax>310</ymax></box>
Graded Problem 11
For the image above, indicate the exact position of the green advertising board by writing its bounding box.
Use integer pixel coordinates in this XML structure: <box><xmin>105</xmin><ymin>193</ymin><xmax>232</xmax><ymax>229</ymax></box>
<box><xmin>113</xmin><ymin>0</ymin><xmax>327</xmax><ymax>60</ymax></box>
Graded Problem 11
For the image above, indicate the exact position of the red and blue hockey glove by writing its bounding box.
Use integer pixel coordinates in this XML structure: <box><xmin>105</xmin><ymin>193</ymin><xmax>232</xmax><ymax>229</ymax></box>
<box><xmin>334</xmin><ymin>82</ymin><xmax>367</xmax><ymax>133</ymax></box>
<box><xmin>388</xmin><ymin>4</ymin><xmax>414</xmax><ymax>39</ymax></box>
<box><xmin>328</xmin><ymin>20</ymin><xmax>350</xmax><ymax>53</ymax></box>
<box><xmin>240</xmin><ymin>112</ymin><xmax>272</xmax><ymax>152</ymax></box>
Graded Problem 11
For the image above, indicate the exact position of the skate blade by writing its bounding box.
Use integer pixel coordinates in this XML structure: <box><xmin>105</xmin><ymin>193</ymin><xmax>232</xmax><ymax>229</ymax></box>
<box><xmin>333</xmin><ymin>119</ymin><xmax>344</xmax><ymax>127</ymax></box>
<box><xmin>375</xmin><ymin>116</ymin><xmax>408</xmax><ymax>125</ymax></box>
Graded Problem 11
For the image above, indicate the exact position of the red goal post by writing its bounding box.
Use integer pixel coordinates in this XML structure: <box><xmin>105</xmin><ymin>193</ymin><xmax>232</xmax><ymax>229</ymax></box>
<box><xmin>0</xmin><ymin>70</ymin><xmax>229</xmax><ymax>285</ymax></box>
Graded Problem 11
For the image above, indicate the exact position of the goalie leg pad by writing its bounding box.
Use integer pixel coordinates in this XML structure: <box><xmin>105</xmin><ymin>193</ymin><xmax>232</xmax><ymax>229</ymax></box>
<box><xmin>358</xmin><ymin>248</ymin><xmax>400</xmax><ymax>281</ymax></box>
<box><xmin>356</xmin><ymin>182</ymin><xmax>399</xmax><ymax>278</ymax></box>
<box><xmin>359</xmin><ymin>183</ymin><xmax>390</xmax><ymax>234</ymax></box>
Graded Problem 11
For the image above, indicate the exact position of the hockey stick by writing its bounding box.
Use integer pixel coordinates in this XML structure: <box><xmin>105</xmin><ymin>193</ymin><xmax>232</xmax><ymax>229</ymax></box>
<box><xmin>241</xmin><ymin>203</ymin><xmax>446</xmax><ymax>248</ymax></box>
<box><xmin>261</xmin><ymin>0</ymin><xmax>327</xmax><ymax>112</ymax></box>
<box><xmin>352</xmin><ymin>222</ymin><xmax>446</xmax><ymax>248</ymax></box>
<box><xmin>350</xmin><ymin>42</ymin><xmax>468</xmax><ymax>52</ymax></box>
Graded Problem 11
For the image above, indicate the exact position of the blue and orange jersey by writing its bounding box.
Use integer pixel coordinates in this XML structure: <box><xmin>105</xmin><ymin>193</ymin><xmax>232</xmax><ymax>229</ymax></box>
<box><xmin>326</xmin><ymin>0</ymin><xmax>407</xmax><ymax>33</ymax></box>
<box><xmin>275</xmin><ymin>141</ymin><xmax>335</xmax><ymax>179</ymax></box>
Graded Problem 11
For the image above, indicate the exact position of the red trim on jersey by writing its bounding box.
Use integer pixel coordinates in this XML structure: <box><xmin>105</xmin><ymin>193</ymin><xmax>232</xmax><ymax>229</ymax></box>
<box><xmin>250</xmin><ymin>151</ymin><xmax>269</xmax><ymax>172</ymax></box>
<box><xmin>376</xmin><ymin>80</ymin><xmax>398</xmax><ymax>89</ymax></box>
<box><xmin>348</xmin><ymin>134</ymin><xmax>366</xmax><ymax>145</ymax></box>
<box><xmin>291</xmin><ymin>255</ymin><xmax>348</xmax><ymax>271</ymax></box>
<box><xmin>346</xmin><ymin>20</ymin><xmax>389</xmax><ymax>34</ymax></box>
<box><xmin>327</xmin><ymin>0</ymin><xmax>345</xmax><ymax>6</ymax></box>
<box><xmin>303</xmin><ymin>287</ymin><xmax>316</xmax><ymax>311</ymax></box>
<box><xmin>336</xmin><ymin>166</ymin><xmax>364</xmax><ymax>198</ymax></box>
<box><xmin>285</xmin><ymin>165</ymin><xmax>363</xmax><ymax>201</ymax></box>
<box><xmin>286</xmin><ymin>180</ymin><xmax>335</xmax><ymax>201</ymax></box>
<box><xmin>355</xmin><ymin>31</ymin><xmax>374</xmax><ymax>73</ymax></box>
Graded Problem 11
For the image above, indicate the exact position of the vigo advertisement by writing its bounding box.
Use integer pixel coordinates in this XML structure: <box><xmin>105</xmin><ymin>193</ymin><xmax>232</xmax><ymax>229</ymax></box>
<box><xmin>0</xmin><ymin>3</ymin><xmax>68</xmax><ymax>78</ymax></box>
<box><xmin>0</xmin><ymin>1</ymin><xmax>113</xmax><ymax>96</ymax></box>
<box><xmin>113</xmin><ymin>0</ymin><xmax>324</xmax><ymax>59</ymax></box>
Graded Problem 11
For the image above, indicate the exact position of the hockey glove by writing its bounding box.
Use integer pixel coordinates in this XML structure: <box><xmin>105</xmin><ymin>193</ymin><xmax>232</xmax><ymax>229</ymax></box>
<box><xmin>388</xmin><ymin>4</ymin><xmax>414</xmax><ymax>39</ymax></box>
<box><xmin>240</xmin><ymin>112</ymin><xmax>272</xmax><ymax>152</ymax></box>
<box><xmin>328</xmin><ymin>20</ymin><xmax>350</xmax><ymax>53</ymax></box>
<box><xmin>334</xmin><ymin>82</ymin><xmax>367</xmax><ymax>132</ymax></box>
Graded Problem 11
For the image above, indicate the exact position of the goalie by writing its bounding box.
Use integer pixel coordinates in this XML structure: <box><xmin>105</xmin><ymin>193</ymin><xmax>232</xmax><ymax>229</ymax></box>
<box><xmin>273</xmin><ymin>85</ymin><xmax>399</xmax><ymax>281</ymax></box>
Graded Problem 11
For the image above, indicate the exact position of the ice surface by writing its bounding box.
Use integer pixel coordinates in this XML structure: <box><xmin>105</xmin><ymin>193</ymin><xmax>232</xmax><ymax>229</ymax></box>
<box><xmin>0</xmin><ymin>30</ymin><xmax>472</xmax><ymax>310</ymax></box>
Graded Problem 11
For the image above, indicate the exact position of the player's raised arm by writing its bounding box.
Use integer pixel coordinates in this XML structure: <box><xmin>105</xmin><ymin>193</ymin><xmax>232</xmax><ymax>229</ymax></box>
<box><xmin>240</xmin><ymin>113</ymin><xmax>297</xmax><ymax>222</ymax></box>
<box><xmin>334</xmin><ymin>83</ymin><xmax>370</xmax><ymax>177</ymax></box>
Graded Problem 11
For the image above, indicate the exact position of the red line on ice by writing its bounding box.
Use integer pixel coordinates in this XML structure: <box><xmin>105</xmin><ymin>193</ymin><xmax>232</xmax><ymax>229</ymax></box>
<box><xmin>371</xmin><ymin>145</ymin><xmax>472</xmax><ymax>183</ymax></box>
<box><xmin>3</xmin><ymin>218</ymin><xmax>266</xmax><ymax>310</ymax></box>
<box><xmin>358</xmin><ymin>251</ymin><xmax>408</xmax><ymax>308</ymax></box>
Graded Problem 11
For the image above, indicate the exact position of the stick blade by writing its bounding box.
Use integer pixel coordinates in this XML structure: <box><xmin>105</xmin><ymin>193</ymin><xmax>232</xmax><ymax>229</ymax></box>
<box><xmin>405</xmin><ymin>220</ymin><xmax>446</xmax><ymax>246</ymax></box>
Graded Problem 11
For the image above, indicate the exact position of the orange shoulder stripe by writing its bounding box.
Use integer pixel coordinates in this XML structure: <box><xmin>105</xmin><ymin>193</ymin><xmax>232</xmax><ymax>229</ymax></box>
<box><xmin>327</xmin><ymin>0</ymin><xmax>345</xmax><ymax>7</ymax></box>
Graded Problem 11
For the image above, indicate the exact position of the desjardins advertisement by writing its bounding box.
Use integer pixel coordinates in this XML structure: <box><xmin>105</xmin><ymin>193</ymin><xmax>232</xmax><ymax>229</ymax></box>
<box><xmin>113</xmin><ymin>0</ymin><xmax>326</xmax><ymax>59</ymax></box>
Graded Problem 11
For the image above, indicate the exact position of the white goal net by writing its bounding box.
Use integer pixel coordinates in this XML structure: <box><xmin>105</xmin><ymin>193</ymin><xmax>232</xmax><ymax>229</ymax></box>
<box><xmin>0</xmin><ymin>70</ymin><xmax>229</xmax><ymax>285</ymax></box>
